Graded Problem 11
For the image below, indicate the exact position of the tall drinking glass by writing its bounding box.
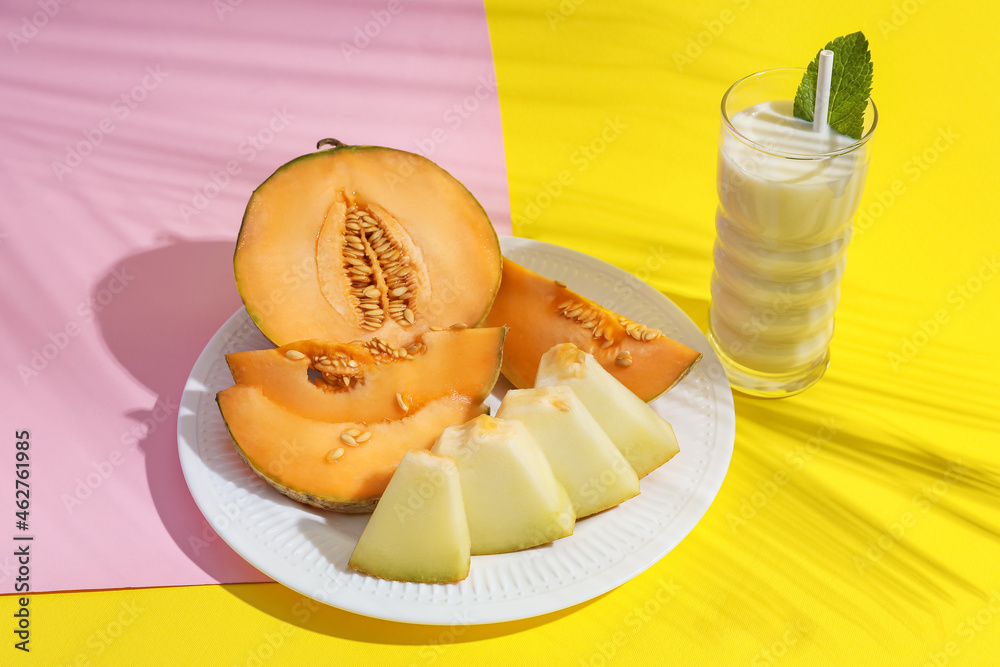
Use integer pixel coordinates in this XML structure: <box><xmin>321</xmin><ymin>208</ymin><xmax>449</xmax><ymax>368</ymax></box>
<box><xmin>707</xmin><ymin>68</ymin><xmax>878</xmax><ymax>397</ymax></box>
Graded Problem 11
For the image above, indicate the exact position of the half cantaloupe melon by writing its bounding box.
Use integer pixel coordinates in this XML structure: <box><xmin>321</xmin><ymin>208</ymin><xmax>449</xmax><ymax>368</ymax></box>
<box><xmin>217</xmin><ymin>385</ymin><xmax>486</xmax><ymax>513</ymax></box>
<box><xmin>234</xmin><ymin>139</ymin><xmax>503</xmax><ymax>348</ymax></box>
<box><xmin>484</xmin><ymin>259</ymin><xmax>702</xmax><ymax>401</ymax></box>
<box><xmin>225</xmin><ymin>327</ymin><xmax>505</xmax><ymax>423</ymax></box>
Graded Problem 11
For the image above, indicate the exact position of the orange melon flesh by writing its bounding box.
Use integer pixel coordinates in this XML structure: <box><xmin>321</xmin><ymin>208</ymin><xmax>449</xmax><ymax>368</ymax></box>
<box><xmin>216</xmin><ymin>385</ymin><xmax>486</xmax><ymax>513</ymax></box>
<box><xmin>234</xmin><ymin>143</ymin><xmax>502</xmax><ymax>347</ymax></box>
<box><xmin>484</xmin><ymin>259</ymin><xmax>702</xmax><ymax>402</ymax></box>
<box><xmin>225</xmin><ymin>327</ymin><xmax>505</xmax><ymax>424</ymax></box>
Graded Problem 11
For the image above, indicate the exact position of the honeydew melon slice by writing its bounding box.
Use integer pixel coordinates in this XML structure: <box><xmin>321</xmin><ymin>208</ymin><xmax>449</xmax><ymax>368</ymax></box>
<box><xmin>497</xmin><ymin>385</ymin><xmax>640</xmax><ymax>518</ymax></box>
<box><xmin>535</xmin><ymin>343</ymin><xmax>679</xmax><ymax>478</ymax></box>
<box><xmin>348</xmin><ymin>450</ymin><xmax>470</xmax><ymax>583</ymax></box>
<box><xmin>431</xmin><ymin>414</ymin><xmax>575</xmax><ymax>555</ymax></box>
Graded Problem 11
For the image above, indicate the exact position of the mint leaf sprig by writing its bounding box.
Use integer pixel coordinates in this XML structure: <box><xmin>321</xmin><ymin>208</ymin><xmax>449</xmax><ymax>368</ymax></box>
<box><xmin>793</xmin><ymin>31</ymin><xmax>874</xmax><ymax>140</ymax></box>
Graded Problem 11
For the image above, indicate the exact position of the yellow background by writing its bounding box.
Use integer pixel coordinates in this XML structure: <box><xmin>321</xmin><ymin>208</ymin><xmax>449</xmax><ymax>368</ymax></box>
<box><xmin>9</xmin><ymin>1</ymin><xmax>1000</xmax><ymax>665</ymax></box>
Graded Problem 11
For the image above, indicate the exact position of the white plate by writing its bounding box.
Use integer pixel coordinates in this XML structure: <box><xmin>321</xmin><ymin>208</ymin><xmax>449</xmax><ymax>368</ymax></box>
<box><xmin>177</xmin><ymin>236</ymin><xmax>735</xmax><ymax>625</ymax></box>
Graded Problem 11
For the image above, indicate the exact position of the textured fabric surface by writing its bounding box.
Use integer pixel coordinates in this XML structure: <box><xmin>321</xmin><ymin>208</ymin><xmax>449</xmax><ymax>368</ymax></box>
<box><xmin>0</xmin><ymin>0</ymin><xmax>509</xmax><ymax>593</ymax></box>
<box><xmin>3</xmin><ymin>0</ymin><xmax>1000</xmax><ymax>665</ymax></box>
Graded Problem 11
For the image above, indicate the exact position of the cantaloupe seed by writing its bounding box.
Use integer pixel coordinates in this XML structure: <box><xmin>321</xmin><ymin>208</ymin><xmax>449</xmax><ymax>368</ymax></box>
<box><xmin>560</xmin><ymin>298</ymin><xmax>664</xmax><ymax>346</ymax></box>
<box><xmin>339</xmin><ymin>204</ymin><xmax>418</xmax><ymax>330</ymax></box>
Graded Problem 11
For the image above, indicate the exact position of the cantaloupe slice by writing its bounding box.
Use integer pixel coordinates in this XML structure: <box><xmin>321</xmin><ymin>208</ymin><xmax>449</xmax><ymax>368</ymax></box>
<box><xmin>225</xmin><ymin>327</ymin><xmax>504</xmax><ymax>423</ymax></box>
<box><xmin>234</xmin><ymin>140</ymin><xmax>502</xmax><ymax>347</ymax></box>
<box><xmin>431</xmin><ymin>414</ymin><xmax>575</xmax><ymax>555</ymax></box>
<box><xmin>535</xmin><ymin>344</ymin><xmax>679</xmax><ymax>478</ymax></box>
<box><xmin>348</xmin><ymin>450</ymin><xmax>470</xmax><ymax>583</ymax></box>
<box><xmin>484</xmin><ymin>259</ymin><xmax>701</xmax><ymax>401</ymax></box>
<box><xmin>496</xmin><ymin>386</ymin><xmax>640</xmax><ymax>518</ymax></box>
<box><xmin>216</xmin><ymin>385</ymin><xmax>485</xmax><ymax>513</ymax></box>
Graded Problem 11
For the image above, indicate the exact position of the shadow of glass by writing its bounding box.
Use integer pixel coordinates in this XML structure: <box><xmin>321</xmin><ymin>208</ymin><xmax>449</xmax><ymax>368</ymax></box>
<box><xmin>722</xmin><ymin>387</ymin><xmax>1000</xmax><ymax>629</ymax></box>
<box><xmin>629</xmin><ymin>285</ymin><xmax>1000</xmax><ymax>637</ymax></box>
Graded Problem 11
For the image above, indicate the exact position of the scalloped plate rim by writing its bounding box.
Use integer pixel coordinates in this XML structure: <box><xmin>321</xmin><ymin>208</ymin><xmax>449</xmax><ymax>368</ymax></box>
<box><xmin>177</xmin><ymin>236</ymin><xmax>735</xmax><ymax>625</ymax></box>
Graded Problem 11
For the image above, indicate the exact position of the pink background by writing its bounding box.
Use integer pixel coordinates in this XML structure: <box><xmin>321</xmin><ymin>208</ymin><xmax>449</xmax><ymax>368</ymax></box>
<box><xmin>0</xmin><ymin>0</ymin><xmax>510</xmax><ymax>592</ymax></box>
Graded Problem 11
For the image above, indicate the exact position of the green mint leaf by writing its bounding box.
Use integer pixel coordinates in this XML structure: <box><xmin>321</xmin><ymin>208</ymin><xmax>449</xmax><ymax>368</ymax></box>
<box><xmin>793</xmin><ymin>31</ymin><xmax>874</xmax><ymax>140</ymax></box>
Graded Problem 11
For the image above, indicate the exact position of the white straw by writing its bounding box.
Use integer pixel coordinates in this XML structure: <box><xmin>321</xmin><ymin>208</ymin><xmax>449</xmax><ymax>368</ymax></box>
<box><xmin>813</xmin><ymin>49</ymin><xmax>834</xmax><ymax>132</ymax></box>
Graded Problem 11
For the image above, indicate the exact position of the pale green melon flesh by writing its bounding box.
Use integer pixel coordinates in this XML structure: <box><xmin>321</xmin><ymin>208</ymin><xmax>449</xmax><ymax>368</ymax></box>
<box><xmin>497</xmin><ymin>385</ymin><xmax>640</xmax><ymax>518</ymax></box>
<box><xmin>535</xmin><ymin>344</ymin><xmax>680</xmax><ymax>478</ymax></box>
<box><xmin>348</xmin><ymin>450</ymin><xmax>470</xmax><ymax>583</ymax></box>
<box><xmin>431</xmin><ymin>414</ymin><xmax>575</xmax><ymax>555</ymax></box>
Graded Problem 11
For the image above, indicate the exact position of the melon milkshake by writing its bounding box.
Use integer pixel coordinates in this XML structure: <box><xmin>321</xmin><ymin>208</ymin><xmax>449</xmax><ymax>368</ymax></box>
<box><xmin>707</xmin><ymin>66</ymin><xmax>877</xmax><ymax>397</ymax></box>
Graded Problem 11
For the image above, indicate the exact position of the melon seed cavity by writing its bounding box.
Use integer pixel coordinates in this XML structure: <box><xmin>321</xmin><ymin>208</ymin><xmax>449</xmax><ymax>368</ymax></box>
<box><xmin>342</xmin><ymin>205</ymin><xmax>418</xmax><ymax>331</ymax></box>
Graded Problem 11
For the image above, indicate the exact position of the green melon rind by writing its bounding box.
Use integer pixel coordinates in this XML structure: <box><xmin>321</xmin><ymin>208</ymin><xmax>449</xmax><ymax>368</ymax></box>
<box><xmin>215</xmin><ymin>395</ymin><xmax>379</xmax><ymax>513</ymax></box>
